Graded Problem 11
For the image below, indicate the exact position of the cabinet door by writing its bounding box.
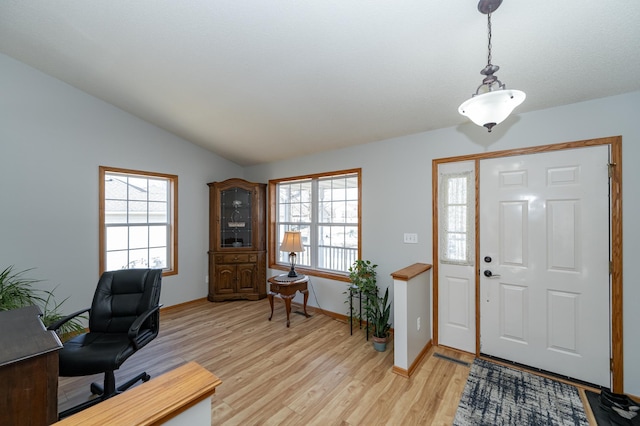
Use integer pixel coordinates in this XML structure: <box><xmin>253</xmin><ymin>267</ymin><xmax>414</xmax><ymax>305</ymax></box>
<box><xmin>220</xmin><ymin>187</ymin><xmax>253</xmax><ymax>249</ymax></box>
<box><xmin>236</xmin><ymin>263</ymin><xmax>256</xmax><ymax>292</ymax></box>
<box><xmin>215</xmin><ymin>264</ymin><xmax>236</xmax><ymax>294</ymax></box>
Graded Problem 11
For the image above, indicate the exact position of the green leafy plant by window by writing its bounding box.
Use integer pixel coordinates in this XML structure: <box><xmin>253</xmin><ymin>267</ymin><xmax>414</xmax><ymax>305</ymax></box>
<box><xmin>346</xmin><ymin>259</ymin><xmax>391</xmax><ymax>341</ymax></box>
<box><xmin>346</xmin><ymin>259</ymin><xmax>377</xmax><ymax>327</ymax></box>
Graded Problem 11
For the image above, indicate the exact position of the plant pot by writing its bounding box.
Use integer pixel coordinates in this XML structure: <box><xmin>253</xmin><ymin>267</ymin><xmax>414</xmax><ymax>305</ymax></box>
<box><xmin>372</xmin><ymin>335</ymin><xmax>388</xmax><ymax>352</ymax></box>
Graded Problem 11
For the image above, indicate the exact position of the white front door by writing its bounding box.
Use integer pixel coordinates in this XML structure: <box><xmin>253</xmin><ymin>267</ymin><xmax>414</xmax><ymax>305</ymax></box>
<box><xmin>479</xmin><ymin>146</ymin><xmax>610</xmax><ymax>386</ymax></box>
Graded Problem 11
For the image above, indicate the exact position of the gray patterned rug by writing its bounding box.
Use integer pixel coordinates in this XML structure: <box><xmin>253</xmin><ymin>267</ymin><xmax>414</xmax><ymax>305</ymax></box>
<box><xmin>454</xmin><ymin>358</ymin><xmax>588</xmax><ymax>426</ymax></box>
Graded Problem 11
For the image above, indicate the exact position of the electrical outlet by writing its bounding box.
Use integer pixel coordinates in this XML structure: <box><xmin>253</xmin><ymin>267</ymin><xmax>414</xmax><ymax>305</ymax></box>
<box><xmin>205</xmin><ymin>275</ymin><xmax>209</xmax><ymax>284</ymax></box>
<box><xmin>404</xmin><ymin>233</ymin><xmax>418</xmax><ymax>244</ymax></box>
<box><xmin>417</xmin><ymin>316</ymin><xmax>421</xmax><ymax>331</ymax></box>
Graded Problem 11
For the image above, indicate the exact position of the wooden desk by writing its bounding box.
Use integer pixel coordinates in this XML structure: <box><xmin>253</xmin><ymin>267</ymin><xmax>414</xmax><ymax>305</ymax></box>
<box><xmin>267</xmin><ymin>275</ymin><xmax>310</xmax><ymax>327</ymax></box>
<box><xmin>0</xmin><ymin>305</ymin><xmax>63</xmax><ymax>425</ymax></box>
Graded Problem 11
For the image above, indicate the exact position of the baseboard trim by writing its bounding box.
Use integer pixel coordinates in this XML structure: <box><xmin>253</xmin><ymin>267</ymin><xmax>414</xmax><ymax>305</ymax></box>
<box><xmin>160</xmin><ymin>297</ymin><xmax>208</xmax><ymax>314</ymax></box>
<box><xmin>160</xmin><ymin>298</ymin><xmax>400</xmax><ymax>334</ymax></box>
<box><xmin>393</xmin><ymin>339</ymin><xmax>433</xmax><ymax>378</ymax></box>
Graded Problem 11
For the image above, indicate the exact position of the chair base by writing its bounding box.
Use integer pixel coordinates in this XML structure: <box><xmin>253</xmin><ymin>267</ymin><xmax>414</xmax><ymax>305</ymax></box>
<box><xmin>59</xmin><ymin>371</ymin><xmax>151</xmax><ymax>419</ymax></box>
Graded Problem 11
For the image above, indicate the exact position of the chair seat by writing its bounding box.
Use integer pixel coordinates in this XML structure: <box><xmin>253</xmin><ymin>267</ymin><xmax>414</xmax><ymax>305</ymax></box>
<box><xmin>59</xmin><ymin>331</ymin><xmax>151</xmax><ymax>376</ymax></box>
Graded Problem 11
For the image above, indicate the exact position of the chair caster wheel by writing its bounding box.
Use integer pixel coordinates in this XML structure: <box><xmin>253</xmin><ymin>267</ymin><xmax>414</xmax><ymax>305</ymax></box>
<box><xmin>90</xmin><ymin>383</ymin><xmax>104</xmax><ymax>395</ymax></box>
<box><xmin>142</xmin><ymin>373</ymin><xmax>151</xmax><ymax>382</ymax></box>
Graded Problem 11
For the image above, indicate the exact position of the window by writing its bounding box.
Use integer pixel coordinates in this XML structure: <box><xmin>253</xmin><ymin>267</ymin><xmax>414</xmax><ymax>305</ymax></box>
<box><xmin>439</xmin><ymin>171</ymin><xmax>474</xmax><ymax>265</ymax></box>
<box><xmin>269</xmin><ymin>169</ymin><xmax>360</xmax><ymax>280</ymax></box>
<box><xmin>99</xmin><ymin>167</ymin><xmax>178</xmax><ymax>276</ymax></box>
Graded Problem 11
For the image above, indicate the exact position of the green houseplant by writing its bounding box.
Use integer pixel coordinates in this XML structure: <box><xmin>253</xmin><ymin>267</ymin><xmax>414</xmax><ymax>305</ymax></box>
<box><xmin>370</xmin><ymin>287</ymin><xmax>391</xmax><ymax>351</ymax></box>
<box><xmin>0</xmin><ymin>265</ymin><xmax>85</xmax><ymax>340</ymax></box>
<box><xmin>347</xmin><ymin>259</ymin><xmax>378</xmax><ymax>328</ymax></box>
<box><xmin>347</xmin><ymin>259</ymin><xmax>392</xmax><ymax>351</ymax></box>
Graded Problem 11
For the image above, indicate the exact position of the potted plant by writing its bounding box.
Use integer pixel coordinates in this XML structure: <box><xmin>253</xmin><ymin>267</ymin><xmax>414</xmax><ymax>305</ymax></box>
<box><xmin>346</xmin><ymin>260</ymin><xmax>392</xmax><ymax>351</ymax></box>
<box><xmin>371</xmin><ymin>287</ymin><xmax>391</xmax><ymax>352</ymax></box>
<box><xmin>0</xmin><ymin>265</ymin><xmax>85</xmax><ymax>339</ymax></box>
<box><xmin>346</xmin><ymin>260</ymin><xmax>378</xmax><ymax>328</ymax></box>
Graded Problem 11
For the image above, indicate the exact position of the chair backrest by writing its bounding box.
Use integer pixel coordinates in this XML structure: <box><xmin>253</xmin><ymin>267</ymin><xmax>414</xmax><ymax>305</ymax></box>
<box><xmin>89</xmin><ymin>269</ymin><xmax>162</xmax><ymax>334</ymax></box>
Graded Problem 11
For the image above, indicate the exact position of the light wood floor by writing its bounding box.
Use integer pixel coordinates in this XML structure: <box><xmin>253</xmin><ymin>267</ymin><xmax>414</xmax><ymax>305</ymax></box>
<box><xmin>58</xmin><ymin>298</ymin><xmax>596</xmax><ymax>425</ymax></box>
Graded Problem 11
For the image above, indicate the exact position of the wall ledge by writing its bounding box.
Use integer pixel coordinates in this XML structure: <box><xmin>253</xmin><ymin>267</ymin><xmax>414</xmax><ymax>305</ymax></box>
<box><xmin>391</xmin><ymin>263</ymin><xmax>432</xmax><ymax>281</ymax></box>
<box><xmin>55</xmin><ymin>361</ymin><xmax>221</xmax><ymax>425</ymax></box>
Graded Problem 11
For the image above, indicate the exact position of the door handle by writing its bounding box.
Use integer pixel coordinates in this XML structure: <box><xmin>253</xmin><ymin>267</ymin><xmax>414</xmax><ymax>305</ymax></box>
<box><xmin>483</xmin><ymin>270</ymin><xmax>501</xmax><ymax>278</ymax></box>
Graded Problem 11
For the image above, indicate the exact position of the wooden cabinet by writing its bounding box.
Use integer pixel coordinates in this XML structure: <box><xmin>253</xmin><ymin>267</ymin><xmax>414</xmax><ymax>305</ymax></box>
<box><xmin>0</xmin><ymin>305</ymin><xmax>62</xmax><ymax>425</ymax></box>
<box><xmin>208</xmin><ymin>178</ymin><xmax>266</xmax><ymax>301</ymax></box>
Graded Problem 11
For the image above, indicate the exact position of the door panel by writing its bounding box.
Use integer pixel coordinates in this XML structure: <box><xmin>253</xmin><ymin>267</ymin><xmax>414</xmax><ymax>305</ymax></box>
<box><xmin>547</xmin><ymin>200</ymin><xmax>578</xmax><ymax>270</ymax></box>
<box><xmin>547</xmin><ymin>290</ymin><xmax>578</xmax><ymax>354</ymax></box>
<box><xmin>480</xmin><ymin>146</ymin><xmax>610</xmax><ymax>386</ymax></box>
<box><xmin>215</xmin><ymin>265</ymin><xmax>235</xmax><ymax>294</ymax></box>
<box><xmin>445</xmin><ymin>276</ymin><xmax>471</xmax><ymax>329</ymax></box>
<box><xmin>237</xmin><ymin>264</ymin><xmax>256</xmax><ymax>292</ymax></box>
<box><xmin>500</xmin><ymin>201</ymin><xmax>527</xmax><ymax>266</ymax></box>
<box><xmin>499</xmin><ymin>283</ymin><xmax>528</xmax><ymax>344</ymax></box>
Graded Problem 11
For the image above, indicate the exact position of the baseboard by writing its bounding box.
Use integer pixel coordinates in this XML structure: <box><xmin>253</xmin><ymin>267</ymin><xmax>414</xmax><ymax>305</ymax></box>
<box><xmin>159</xmin><ymin>298</ymin><xmax>400</xmax><ymax>335</ymax></box>
<box><xmin>393</xmin><ymin>339</ymin><xmax>433</xmax><ymax>378</ymax></box>
<box><xmin>392</xmin><ymin>365</ymin><xmax>410</xmax><ymax>377</ymax></box>
<box><xmin>160</xmin><ymin>297</ymin><xmax>208</xmax><ymax>314</ymax></box>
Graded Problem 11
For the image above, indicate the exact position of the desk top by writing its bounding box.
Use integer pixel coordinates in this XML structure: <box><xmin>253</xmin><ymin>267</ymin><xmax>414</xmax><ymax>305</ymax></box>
<box><xmin>0</xmin><ymin>305</ymin><xmax>62</xmax><ymax>367</ymax></box>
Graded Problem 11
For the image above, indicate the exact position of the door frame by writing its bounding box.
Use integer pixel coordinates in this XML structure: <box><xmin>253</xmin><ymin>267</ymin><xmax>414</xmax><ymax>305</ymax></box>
<box><xmin>432</xmin><ymin>136</ymin><xmax>623</xmax><ymax>391</ymax></box>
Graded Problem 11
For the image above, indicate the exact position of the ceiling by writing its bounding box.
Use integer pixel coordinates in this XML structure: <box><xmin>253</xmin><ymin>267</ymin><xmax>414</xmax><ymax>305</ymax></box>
<box><xmin>2</xmin><ymin>1</ymin><xmax>639</xmax><ymax>166</ymax></box>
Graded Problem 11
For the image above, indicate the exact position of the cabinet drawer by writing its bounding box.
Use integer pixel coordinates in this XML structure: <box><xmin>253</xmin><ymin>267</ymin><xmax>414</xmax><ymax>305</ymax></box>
<box><xmin>216</xmin><ymin>254</ymin><xmax>257</xmax><ymax>263</ymax></box>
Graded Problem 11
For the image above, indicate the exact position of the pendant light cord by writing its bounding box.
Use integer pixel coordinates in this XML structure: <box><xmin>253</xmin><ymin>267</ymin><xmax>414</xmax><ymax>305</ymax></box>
<box><xmin>487</xmin><ymin>12</ymin><xmax>493</xmax><ymax>66</ymax></box>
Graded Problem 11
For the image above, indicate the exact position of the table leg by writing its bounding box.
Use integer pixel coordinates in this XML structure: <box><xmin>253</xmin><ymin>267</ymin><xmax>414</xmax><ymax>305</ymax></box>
<box><xmin>302</xmin><ymin>289</ymin><xmax>310</xmax><ymax>318</ymax></box>
<box><xmin>268</xmin><ymin>293</ymin><xmax>274</xmax><ymax>321</ymax></box>
<box><xmin>283</xmin><ymin>295</ymin><xmax>293</xmax><ymax>327</ymax></box>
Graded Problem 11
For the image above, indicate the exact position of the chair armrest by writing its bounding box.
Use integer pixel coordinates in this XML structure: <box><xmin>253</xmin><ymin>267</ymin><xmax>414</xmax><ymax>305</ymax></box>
<box><xmin>47</xmin><ymin>307</ymin><xmax>91</xmax><ymax>331</ymax></box>
<box><xmin>128</xmin><ymin>304</ymin><xmax>162</xmax><ymax>349</ymax></box>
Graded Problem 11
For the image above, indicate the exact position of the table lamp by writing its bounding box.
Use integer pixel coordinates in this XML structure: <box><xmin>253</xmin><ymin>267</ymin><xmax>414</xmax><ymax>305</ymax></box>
<box><xmin>280</xmin><ymin>231</ymin><xmax>304</xmax><ymax>277</ymax></box>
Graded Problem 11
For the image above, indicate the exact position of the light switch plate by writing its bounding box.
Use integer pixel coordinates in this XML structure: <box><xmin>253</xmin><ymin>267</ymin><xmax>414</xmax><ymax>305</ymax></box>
<box><xmin>403</xmin><ymin>233</ymin><xmax>418</xmax><ymax>244</ymax></box>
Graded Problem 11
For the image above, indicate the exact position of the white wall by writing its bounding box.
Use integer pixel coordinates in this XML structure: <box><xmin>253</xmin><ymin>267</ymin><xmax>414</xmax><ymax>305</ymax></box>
<box><xmin>2</xmin><ymin>50</ymin><xmax>639</xmax><ymax>394</ymax></box>
<box><xmin>0</xmin><ymin>53</ymin><xmax>243</xmax><ymax>312</ymax></box>
<box><xmin>245</xmin><ymin>91</ymin><xmax>640</xmax><ymax>395</ymax></box>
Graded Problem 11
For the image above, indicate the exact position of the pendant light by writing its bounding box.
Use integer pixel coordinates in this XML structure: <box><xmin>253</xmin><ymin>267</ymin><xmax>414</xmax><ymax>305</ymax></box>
<box><xmin>458</xmin><ymin>0</ymin><xmax>525</xmax><ymax>132</ymax></box>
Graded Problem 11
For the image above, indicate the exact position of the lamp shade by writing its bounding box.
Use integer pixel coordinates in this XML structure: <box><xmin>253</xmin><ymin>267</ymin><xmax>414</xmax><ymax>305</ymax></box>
<box><xmin>280</xmin><ymin>231</ymin><xmax>304</xmax><ymax>253</ymax></box>
<box><xmin>458</xmin><ymin>89</ymin><xmax>526</xmax><ymax>130</ymax></box>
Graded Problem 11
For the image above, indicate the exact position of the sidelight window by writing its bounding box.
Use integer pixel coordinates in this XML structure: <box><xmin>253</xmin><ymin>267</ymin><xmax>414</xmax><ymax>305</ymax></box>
<box><xmin>440</xmin><ymin>171</ymin><xmax>474</xmax><ymax>265</ymax></box>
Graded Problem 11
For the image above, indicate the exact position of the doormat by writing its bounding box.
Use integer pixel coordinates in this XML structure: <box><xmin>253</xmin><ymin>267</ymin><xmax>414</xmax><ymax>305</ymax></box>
<box><xmin>586</xmin><ymin>390</ymin><xmax>640</xmax><ymax>425</ymax></box>
<box><xmin>453</xmin><ymin>358</ymin><xmax>587</xmax><ymax>425</ymax></box>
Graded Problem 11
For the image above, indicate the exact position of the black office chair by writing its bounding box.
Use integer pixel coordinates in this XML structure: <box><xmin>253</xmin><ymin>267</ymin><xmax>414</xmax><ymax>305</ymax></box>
<box><xmin>48</xmin><ymin>268</ymin><xmax>162</xmax><ymax>418</ymax></box>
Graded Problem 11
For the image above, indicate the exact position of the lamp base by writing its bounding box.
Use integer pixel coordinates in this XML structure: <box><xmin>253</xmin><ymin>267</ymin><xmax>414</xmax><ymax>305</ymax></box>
<box><xmin>287</xmin><ymin>251</ymin><xmax>298</xmax><ymax>277</ymax></box>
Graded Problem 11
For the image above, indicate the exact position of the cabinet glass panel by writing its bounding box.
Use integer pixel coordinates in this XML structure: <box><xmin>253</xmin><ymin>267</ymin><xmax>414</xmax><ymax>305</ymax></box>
<box><xmin>220</xmin><ymin>187</ymin><xmax>253</xmax><ymax>247</ymax></box>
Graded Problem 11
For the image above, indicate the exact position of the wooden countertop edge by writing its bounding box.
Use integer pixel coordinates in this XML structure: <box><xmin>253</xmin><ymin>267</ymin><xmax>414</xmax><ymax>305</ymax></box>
<box><xmin>55</xmin><ymin>361</ymin><xmax>222</xmax><ymax>426</ymax></box>
<box><xmin>391</xmin><ymin>263</ymin><xmax>432</xmax><ymax>281</ymax></box>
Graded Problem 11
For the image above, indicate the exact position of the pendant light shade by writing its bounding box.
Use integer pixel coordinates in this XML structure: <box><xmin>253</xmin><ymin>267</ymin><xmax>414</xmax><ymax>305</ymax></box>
<box><xmin>459</xmin><ymin>89</ymin><xmax>525</xmax><ymax>131</ymax></box>
<box><xmin>459</xmin><ymin>0</ymin><xmax>525</xmax><ymax>132</ymax></box>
